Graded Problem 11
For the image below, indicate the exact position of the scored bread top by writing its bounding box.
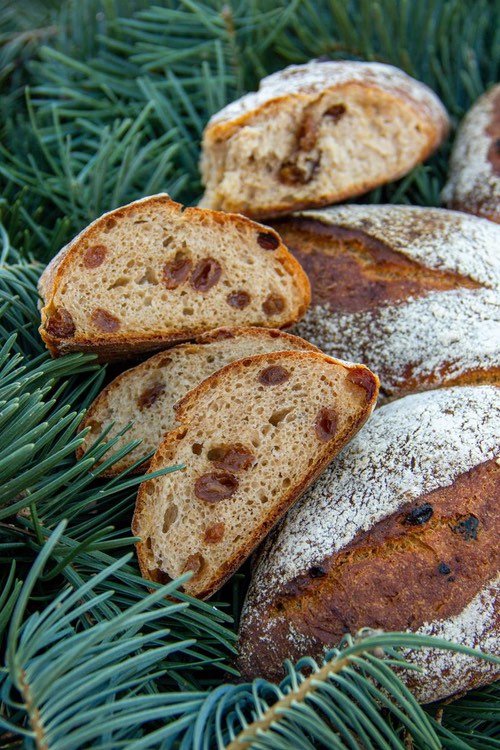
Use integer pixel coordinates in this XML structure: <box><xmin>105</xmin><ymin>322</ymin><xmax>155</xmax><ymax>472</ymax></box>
<box><xmin>38</xmin><ymin>194</ymin><xmax>311</xmax><ymax>360</ymax></box>
<box><xmin>206</xmin><ymin>60</ymin><xmax>448</xmax><ymax>139</ymax></box>
<box><xmin>442</xmin><ymin>84</ymin><xmax>500</xmax><ymax>223</ymax></box>
<box><xmin>238</xmin><ymin>385</ymin><xmax>500</xmax><ymax>701</ymax></box>
<box><xmin>132</xmin><ymin>349</ymin><xmax>379</xmax><ymax>599</ymax></box>
<box><xmin>272</xmin><ymin>205</ymin><xmax>500</xmax><ymax>398</ymax></box>
<box><xmin>77</xmin><ymin>326</ymin><xmax>319</xmax><ymax>475</ymax></box>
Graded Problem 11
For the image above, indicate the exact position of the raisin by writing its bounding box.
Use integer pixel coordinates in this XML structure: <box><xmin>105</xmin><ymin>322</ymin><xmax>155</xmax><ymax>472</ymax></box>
<box><xmin>208</xmin><ymin>444</ymin><xmax>255</xmax><ymax>472</ymax></box>
<box><xmin>262</xmin><ymin>294</ymin><xmax>285</xmax><ymax>316</ymax></box>
<box><xmin>84</xmin><ymin>244</ymin><xmax>107</xmax><ymax>268</ymax></box>
<box><xmin>438</xmin><ymin>562</ymin><xmax>451</xmax><ymax>575</ymax></box>
<box><xmin>163</xmin><ymin>254</ymin><xmax>192</xmax><ymax>289</ymax></box>
<box><xmin>203</xmin><ymin>522</ymin><xmax>225</xmax><ymax>544</ymax></box>
<box><xmin>315</xmin><ymin>407</ymin><xmax>338</xmax><ymax>442</ymax></box>
<box><xmin>309</xmin><ymin>566</ymin><xmax>326</xmax><ymax>578</ymax></box>
<box><xmin>258</xmin><ymin>365</ymin><xmax>290</xmax><ymax>386</ymax></box>
<box><xmin>346</xmin><ymin>367</ymin><xmax>377</xmax><ymax>402</ymax></box>
<box><xmin>137</xmin><ymin>382</ymin><xmax>166</xmax><ymax>409</ymax></box>
<box><xmin>453</xmin><ymin>515</ymin><xmax>479</xmax><ymax>540</ymax></box>
<box><xmin>182</xmin><ymin>553</ymin><xmax>205</xmax><ymax>576</ymax></box>
<box><xmin>257</xmin><ymin>232</ymin><xmax>280</xmax><ymax>250</ymax></box>
<box><xmin>194</xmin><ymin>472</ymin><xmax>239</xmax><ymax>503</ymax></box>
<box><xmin>91</xmin><ymin>308</ymin><xmax>120</xmax><ymax>332</ymax></box>
<box><xmin>46</xmin><ymin>308</ymin><xmax>76</xmax><ymax>338</ymax></box>
<box><xmin>404</xmin><ymin>503</ymin><xmax>433</xmax><ymax>526</ymax></box>
<box><xmin>227</xmin><ymin>290</ymin><xmax>251</xmax><ymax>308</ymax></box>
<box><xmin>191</xmin><ymin>258</ymin><xmax>222</xmax><ymax>292</ymax></box>
<box><xmin>324</xmin><ymin>104</ymin><xmax>346</xmax><ymax>123</ymax></box>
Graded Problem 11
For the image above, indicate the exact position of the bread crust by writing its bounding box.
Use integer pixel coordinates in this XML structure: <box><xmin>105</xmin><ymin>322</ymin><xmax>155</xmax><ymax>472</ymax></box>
<box><xmin>238</xmin><ymin>386</ymin><xmax>500</xmax><ymax>702</ymax></box>
<box><xmin>133</xmin><ymin>350</ymin><xmax>379</xmax><ymax>599</ymax></box>
<box><xmin>38</xmin><ymin>194</ymin><xmax>311</xmax><ymax>361</ymax></box>
<box><xmin>76</xmin><ymin>326</ymin><xmax>320</xmax><ymax>474</ymax></box>
<box><xmin>442</xmin><ymin>84</ymin><xmax>500</xmax><ymax>224</ymax></box>
<box><xmin>200</xmin><ymin>61</ymin><xmax>449</xmax><ymax>219</ymax></box>
<box><xmin>272</xmin><ymin>205</ymin><xmax>500</xmax><ymax>399</ymax></box>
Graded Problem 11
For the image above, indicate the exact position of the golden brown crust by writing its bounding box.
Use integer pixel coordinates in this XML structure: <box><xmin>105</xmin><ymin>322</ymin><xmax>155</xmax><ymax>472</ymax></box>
<box><xmin>38</xmin><ymin>194</ymin><xmax>311</xmax><ymax>360</ymax></box>
<box><xmin>271</xmin><ymin>216</ymin><xmax>481</xmax><ymax>313</ymax></box>
<box><xmin>238</xmin><ymin>458</ymin><xmax>499</xmax><ymax>681</ymax></box>
<box><xmin>133</xmin><ymin>350</ymin><xmax>379</xmax><ymax>599</ymax></box>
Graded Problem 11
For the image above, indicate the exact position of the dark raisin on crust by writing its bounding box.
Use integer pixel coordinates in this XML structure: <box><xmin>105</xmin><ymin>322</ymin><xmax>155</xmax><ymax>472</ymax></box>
<box><xmin>46</xmin><ymin>308</ymin><xmax>76</xmax><ymax>338</ymax></box>
<box><xmin>453</xmin><ymin>515</ymin><xmax>479</xmax><ymax>540</ymax></box>
<box><xmin>308</xmin><ymin>566</ymin><xmax>327</xmax><ymax>578</ymax></box>
<box><xmin>194</xmin><ymin>471</ymin><xmax>239</xmax><ymax>502</ymax></box>
<box><xmin>258</xmin><ymin>365</ymin><xmax>290</xmax><ymax>386</ymax></box>
<box><xmin>191</xmin><ymin>258</ymin><xmax>222</xmax><ymax>292</ymax></box>
<box><xmin>404</xmin><ymin>503</ymin><xmax>434</xmax><ymax>526</ymax></box>
<box><xmin>315</xmin><ymin>407</ymin><xmax>338</xmax><ymax>442</ymax></box>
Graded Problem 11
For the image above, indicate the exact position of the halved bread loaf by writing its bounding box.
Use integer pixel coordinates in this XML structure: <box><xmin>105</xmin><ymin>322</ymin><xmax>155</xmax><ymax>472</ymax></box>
<box><xmin>38</xmin><ymin>194</ymin><xmax>310</xmax><ymax>361</ymax></box>
<box><xmin>200</xmin><ymin>60</ymin><xmax>449</xmax><ymax>219</ymax></box>
<box><xmin>78</xmin><ymin>327</ymin><xmax>319</xmax><ymax>475</ymax></box>
<box><xmin>132</xmin><ymin>350</ymin><xmax>379</xmax><ymax>599</ymax></box>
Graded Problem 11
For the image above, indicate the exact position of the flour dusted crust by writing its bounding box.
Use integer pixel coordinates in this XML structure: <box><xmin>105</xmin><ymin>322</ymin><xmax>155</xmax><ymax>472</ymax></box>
<box><xmin>77</xmin><ymin>327</ymin><xmax>318</xmax><ymax>475</ymax></box>
<box><xmin>38</xmin><ymin>194</ymin><xmax>310</xmax><ymax>361</ymax></box>
<box><xmin>442</xmin><ymin>85</ymin><xmax>500</xmax><ymax>224</ymax></box>
<box><xmin>238</xmin><ymin>386</ymin><xmax>500</xmax><ymax>702</ymax></box>
<box><xmin>133</xmin><ymin>350</ymin><xmax>379</xmax><ymax>599</ymax></box>
<box><xmin>200</xmin><ymin>60</ymin><xmax>449</xmax><ymax>219</ymax></box>
<box><xmin>271</xmin><ymin>205</ymin><xmax>500</xmax><ymax>399</ymax></box>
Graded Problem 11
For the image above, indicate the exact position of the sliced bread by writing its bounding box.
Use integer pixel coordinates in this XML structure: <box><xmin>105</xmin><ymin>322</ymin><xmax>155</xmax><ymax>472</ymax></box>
<box><xmin>38</xmin><ymin>194</ymin><xmax>311</xmax><ymax>361</ymax></box>
<box><xmin>132</xmin><ymin>350</ymin><xmax>379</xmax><ymax>599</ymax></box>
<box><xmin>78</xmin><ymin>327</ymin><xmax>319</xmax><ymax>475</ymax></box>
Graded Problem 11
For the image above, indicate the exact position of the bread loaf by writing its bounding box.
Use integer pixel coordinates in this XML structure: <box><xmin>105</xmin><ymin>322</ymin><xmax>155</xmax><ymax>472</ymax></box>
<box><xmin>442</xmin><ymin>84</ymin><xmax>500</xmax><ymax>224</ymax></box>
<box><xmin>38</xmin><ymin>194</ymin><xmax>310</xmax><ymax>361</ymax></box>
<box><xmin>132</xmin><ymin>350</ymin><xmax>379</xmax><ymax>599</ymax></box>
<box><xmin>78</xmin><ymin>327</ymin><xmax>318</xmax><ymax>475</ymax></box>
<box><xmin>271</xmin><ymin>205</ymin><xmax>500</xmax><ymax>400</ymax></box>
<box><xmin>200</xmin><ymin>60</ymin><xmax>449</xmax><ymax>219</ymax></box>
<box><xmin>238</xmin><ymin>386</ymin><xmax>500</xmax><ymax>703</ymax></box>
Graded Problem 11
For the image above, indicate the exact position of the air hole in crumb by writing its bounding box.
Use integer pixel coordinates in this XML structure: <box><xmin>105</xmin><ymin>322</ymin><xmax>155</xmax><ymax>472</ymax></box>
<box><xmin>192</xmin><ymin>443</ymin><xmax>203</xmax><ymax>455</ymax></box>
<box><xmin>183</xmin><ymin>307</ymin><xmax>194</xmax><ymax>315</ymax></box>
<box><xmin>269</xmin><ymin>407</ymin><xmax>293</xmax><ymax>426</ymax></box>
<box><xmin>283</xmin><ymin>477</ymin><xmax>291</xmax><ymax>487</ymax></box>
<box><xmin>162</xmin><ymin>504</ymin><xmax>178</xmax><ymax>533</ymax></box>
<box><xmin>138</xmin><ymin>267</ymin><xmax>159</xmax><ymax>285</ymax></box>
<box><xmin>108</xmin><ymin>277</ymin><xmax>129</xmax><ymax>289</ymax></box>
<box><xmin>104</xmin><ymin>218</ymin><xmax>117</xmax><ymax>232</ymax></box>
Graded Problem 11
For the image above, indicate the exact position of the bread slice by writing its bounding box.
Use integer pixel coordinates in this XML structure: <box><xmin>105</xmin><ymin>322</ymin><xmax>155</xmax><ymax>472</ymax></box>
<box><xmin>38</xmin><ymin>194</ymin><xmax>311</xmax><ymax>361</ymax></box>
<box><xmin>200</xmin><ymin>60</ymin><xmax>449</xmax><ymax>219</ymax></box>
<box><xmin>132</xmin><ymin>350</ymin><xmax>379</xmax><ymax>599</ymax></box>
<box><xmin>78</xmin><ymin>327</ymin><xmax>319</xmax><ymax>475</ymax></box>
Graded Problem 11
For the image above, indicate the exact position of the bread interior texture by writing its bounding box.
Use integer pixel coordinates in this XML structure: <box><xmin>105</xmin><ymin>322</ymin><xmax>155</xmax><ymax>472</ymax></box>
<box><xmin>201</xmin><ymin>86</ymin><xmax>433</xmax><ymax>216</ymax></box>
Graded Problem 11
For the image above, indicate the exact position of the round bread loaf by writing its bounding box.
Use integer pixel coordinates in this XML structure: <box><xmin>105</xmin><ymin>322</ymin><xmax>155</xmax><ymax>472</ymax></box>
<box><xmin>271</xmin><ymin>205</ymin><xmax>500</xmax><ymax>400</ymax></box>
<box><xmin>238</xmin><ymin>385</ymin><xmax>500</xmax><ymax>703</ymax></box>
<box><xmin>200</xmin><ymin>60</ymin><xmax>448</xmax><ymax>219</ymax></box>
<box><xmin>442</xmin><ymin>84</ymin><xmax>500</xmax><ymax>224</ymax></box>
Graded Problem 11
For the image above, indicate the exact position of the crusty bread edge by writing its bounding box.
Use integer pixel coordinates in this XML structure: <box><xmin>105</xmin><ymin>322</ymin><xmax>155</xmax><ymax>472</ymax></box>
<box><xmin>38</xmin><ymin>194</ymin><xmax>311</xmax><ymax>358</ymax></box>
<box><xmin>133</xmin><ymin>350</ymin><xmax>379</xmax><ymax>599</ymax></box>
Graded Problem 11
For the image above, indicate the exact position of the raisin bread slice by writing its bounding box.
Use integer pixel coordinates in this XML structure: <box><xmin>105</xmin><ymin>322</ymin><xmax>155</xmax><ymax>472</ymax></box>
<box><xmin>38</xmin><ymin>194</ymin><xmax>311</xmax><ymax>361</ymax></box>
<box><xmin>200</xmin><ymin>60</ymin><xmax>449</xmax><ymax>219</ymax></box>
<box><xmin>78</xmin><ymin>327</ymin><xmax>319</xmax><ymax>476</ymax></box>
<box><xmin>132</xmin><ymin>350</ymin><xmax>379</xmax><ymax>599</ymax></box>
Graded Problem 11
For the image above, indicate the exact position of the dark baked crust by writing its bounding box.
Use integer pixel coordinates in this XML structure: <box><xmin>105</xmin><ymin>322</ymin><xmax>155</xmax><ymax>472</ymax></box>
<box><xmin>238</xmin><ymin>458</ymin><xmax>500</xmax><ymax>682</ymax></box>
